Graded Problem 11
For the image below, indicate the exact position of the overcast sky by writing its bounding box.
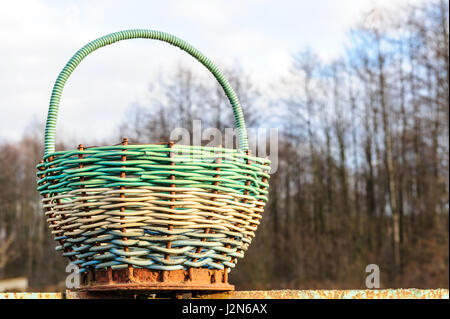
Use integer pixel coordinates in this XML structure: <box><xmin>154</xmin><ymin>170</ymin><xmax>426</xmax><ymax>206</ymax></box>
<box><xmin>0</xmin><ymin>0</ymin><xmax>428</xmax><ymax>145</ymax></box>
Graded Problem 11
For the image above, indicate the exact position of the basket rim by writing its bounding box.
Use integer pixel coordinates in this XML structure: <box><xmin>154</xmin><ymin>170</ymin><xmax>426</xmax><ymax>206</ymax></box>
<box><xmin>40</xmin><ymin>142</ymin><xmax>271</xmax><ymax>164</ymax></box>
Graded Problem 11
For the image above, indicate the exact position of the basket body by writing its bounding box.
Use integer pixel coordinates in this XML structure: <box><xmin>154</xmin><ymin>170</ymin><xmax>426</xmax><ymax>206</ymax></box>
<box><xmin>37</xmin><ymin>143</ymin><xmax>270</xmax><ymax>289</ymax></box>
<box><xmin>37</xmin><ymin>29</ymin><xmax>271</xmax><ymax>290</ymax></box>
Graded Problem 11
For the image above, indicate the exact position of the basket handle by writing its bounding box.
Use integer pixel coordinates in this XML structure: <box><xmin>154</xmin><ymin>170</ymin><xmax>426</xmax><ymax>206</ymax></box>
<box><xmin>44</xmin><ymin>29</ymin><xmax>249</xmax><ymax>155</ymax></box>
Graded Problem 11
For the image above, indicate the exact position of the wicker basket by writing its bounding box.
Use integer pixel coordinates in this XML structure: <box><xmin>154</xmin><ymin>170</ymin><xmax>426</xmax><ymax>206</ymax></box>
<box><xmin>37</xmin><ymin>30</ymin><xmax>270</xmax><ymax>291</ymax></box>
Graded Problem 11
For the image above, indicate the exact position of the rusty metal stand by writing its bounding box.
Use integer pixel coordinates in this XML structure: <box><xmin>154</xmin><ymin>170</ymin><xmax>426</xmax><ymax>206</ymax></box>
<box><xmin>74</xmin><ymin>268</ymin><xmax>234</xmax><ymax>297</ymax></box>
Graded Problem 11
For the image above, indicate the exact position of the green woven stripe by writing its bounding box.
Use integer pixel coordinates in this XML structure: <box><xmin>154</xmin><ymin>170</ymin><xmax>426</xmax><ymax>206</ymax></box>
<box><xmin>44</xmin><ymin>29</ymin><xmax>249</xmax><ymax>155</ymax></box>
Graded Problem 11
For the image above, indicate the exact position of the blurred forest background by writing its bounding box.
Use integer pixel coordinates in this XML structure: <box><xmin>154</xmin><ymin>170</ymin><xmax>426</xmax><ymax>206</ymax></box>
<box><xmin>0</xmin><ymin>0</ymin><xmax>448</xmax><ymax>290</ymax></box>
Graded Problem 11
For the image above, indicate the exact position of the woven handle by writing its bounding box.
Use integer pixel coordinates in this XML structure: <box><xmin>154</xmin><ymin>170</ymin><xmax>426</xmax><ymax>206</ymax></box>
<box><xmin>44</xmin><ymin>29</ymin><xmax>249</xmax><ymax>155</ymax></box>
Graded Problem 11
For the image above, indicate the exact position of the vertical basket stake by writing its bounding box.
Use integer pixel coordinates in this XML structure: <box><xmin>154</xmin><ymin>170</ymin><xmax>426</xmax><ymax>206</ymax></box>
<box><xmin>226</xmin><ymin>149</ymin><xmax>252</xmax><ymax>283</ymax></box>
<box><xmin>189</xmin><ymin>146</ymin><xmax>222</xmax><ymax>282</ymax></box>
<box><xmin>213</xmin><ymin>148</ymin><xmax>222</xmax><ymax>282</ymax></box>
<box><xmin>77</xmin><ymin>144</ymin><xmax>92</xmax><ymax>283</ymax></box>
<box><xmin>119</xmin><ymin>138</ymin><xmax>132</xmax><ymax>278</ymax></box>
<box><xmin>163</xmin><ymin>141</ymin><xmax>176</xmax><ymax>282</ymax></box>
<box><xmin>256</xmin><ymin>161</ymin><xmax>269</xmax><ymax>220</ymax></box>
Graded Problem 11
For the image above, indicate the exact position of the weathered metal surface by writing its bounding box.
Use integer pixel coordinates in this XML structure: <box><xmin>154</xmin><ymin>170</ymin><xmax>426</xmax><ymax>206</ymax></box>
<box><xmin>2</xmin><ymin>289</ymin><xmax>448</xmax><ymax>299</ymax></box>
<box><xmin>77</xmin><ymin>268</ymin><xmax>234</xmax><ymax>291</ymax></box>
<box><xmin>0</xmin><ymin>292</ymin><xmax>62</xmax><ymax>299</ymax></box>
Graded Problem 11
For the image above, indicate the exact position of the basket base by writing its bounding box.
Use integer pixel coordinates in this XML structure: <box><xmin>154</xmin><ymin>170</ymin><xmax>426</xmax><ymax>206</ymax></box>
<box><xmin>75</xmin><ymin>268</ymin><xmax>234</xmax><ymax>292</ymax></box>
